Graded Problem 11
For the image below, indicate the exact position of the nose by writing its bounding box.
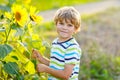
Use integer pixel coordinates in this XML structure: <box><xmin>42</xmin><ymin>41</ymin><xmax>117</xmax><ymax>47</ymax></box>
<box><xmin>62</xmin><ymin>24</ymin><xmax>67</xmax><ymax>30</ymax></box>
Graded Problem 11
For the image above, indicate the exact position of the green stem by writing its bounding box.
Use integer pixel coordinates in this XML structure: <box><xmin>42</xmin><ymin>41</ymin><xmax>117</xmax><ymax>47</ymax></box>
<box><xmin>4</xmin><ymin>29</ymin><xmax>7</xmax><ymax>43</ymax></box>
<box><xmin>19</xmin><ymin>20</ymin><xmax>31</xmax><ymax>43</ymax></box>
<box><xmin>5</xmin><ymin>25</ymin><xmax>12</xmax><ymax>43</ymax></box>
<box><xmin>0</xmin><ymin>77</ymin><xmax>4</xmax><ymax>80</ymax></box>
<box><xmin>19</xmin><ymin>36</ymin><xmax>22</xmax><ymax>42</ymax></box>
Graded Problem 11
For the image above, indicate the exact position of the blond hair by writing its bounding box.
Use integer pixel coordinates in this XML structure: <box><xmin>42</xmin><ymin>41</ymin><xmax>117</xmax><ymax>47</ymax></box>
<box><xmin>54</xmin><ymin>6</ymin><xmax>81</xmax><ymax>32</ymax></box>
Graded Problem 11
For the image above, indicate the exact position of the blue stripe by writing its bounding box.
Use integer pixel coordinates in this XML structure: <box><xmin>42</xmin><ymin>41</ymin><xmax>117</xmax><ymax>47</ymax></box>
<box><xmin>65</xmin><ymin>52</ymin><xmax>76</xmax><ymax>56</ymax></box>
<box><xmin>74</xmin><ymin>67</ymin><xmax>79</xmax><ymax>70</ymax></box>
<box><xmin>49</xmin><ymin>65</ymin><xmax>63</xmax><ymax>70</ymax></box>
<box><xmin>50</xmin><ymin>65</ymin><xmax>58</xmax><ymax>70</ymax></box>
<box><xmin>60</xmin><ymin>44</ymin><xmax>66</xmax><ymax>49</ymax></box>
<box><xmin>51</xmin><ymin>56</ymin><xmax>65</xmax><ymax>62</ymax></box>
<box><xmin>70</xmin><ymin>72</ymin><xmax>79</xmax><ymax>77</ymax></box>
<box><xmin>74</xmin><ymin>68</ymin><xmax>79</xmax><ymax>72</ymax></box>
<box><xmin>65</xmin><ymin>57</ymin><xmax>80</xmax><ymax>61</ymax></box>
<box><xmin>48</xmin><ymin>78</ymin><xmax>52</xmax><ymax>80</ymax></box>
<box><xmin>52</xmin><ymin>52</ymin><xmax>64</xmax><ymax>58</ymax></box>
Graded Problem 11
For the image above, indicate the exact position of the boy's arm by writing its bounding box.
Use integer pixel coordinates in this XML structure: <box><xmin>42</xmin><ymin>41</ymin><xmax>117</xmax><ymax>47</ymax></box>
<box><xmin>32</xmin><ymin>49</ymin><xmax>50</xmax><ymax>66</ymax></box>
<box><xmin>37</xmin><ymin>56</ymin><xmax>50</xmax><ymax>66</ymax></box>
<box><xmin>37</xmin><ymin>64</ymin><xmax>74</xmax><ymax>80</ymax></box>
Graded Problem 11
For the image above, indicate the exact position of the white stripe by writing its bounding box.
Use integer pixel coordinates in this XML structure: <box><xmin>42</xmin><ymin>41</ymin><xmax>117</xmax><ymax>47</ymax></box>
<box><xmin>52</xmin><ymin>44</ymin><xmax>66</xmax><ymax>51</ymax></box>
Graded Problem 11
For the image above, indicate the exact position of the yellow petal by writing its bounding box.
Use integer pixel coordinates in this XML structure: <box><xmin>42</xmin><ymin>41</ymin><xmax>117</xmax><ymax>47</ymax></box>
<box><xmin>30</xmin><ymin>6</ymin><xmax>36</xmax><ymax>15</ymax></box>
<box><xmin>5</xmin><ymin>12</ymin><xmax>12</xmax><ymax>19</ymax></box>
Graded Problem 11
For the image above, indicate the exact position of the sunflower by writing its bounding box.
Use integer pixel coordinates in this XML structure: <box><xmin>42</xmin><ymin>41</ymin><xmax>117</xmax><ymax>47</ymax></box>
<box><xmin>11</xmin><ymin>4</ymin><xmax>28</xmax><ymax>27</ymax></box>
<box><xmin>30</xmin><ymin>6</ymin><xmax>43</xmax><ymax>23</ymax></box>
<box><xmin>5</xmin><ymin>12</ymin><xmax>12</xmax><ymax>20</ymax></box>
<box><xmin>30</xmin><ymin>15</ymin><xmax>43</xmax><ymax>23</ymax></box>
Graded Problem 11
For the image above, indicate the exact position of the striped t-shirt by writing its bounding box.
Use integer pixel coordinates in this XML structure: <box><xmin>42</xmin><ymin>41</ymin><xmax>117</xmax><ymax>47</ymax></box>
<box><xmin>48</xmin><ymin>38</ymin><xmax>82</xmax><ymax>80</ymax></box>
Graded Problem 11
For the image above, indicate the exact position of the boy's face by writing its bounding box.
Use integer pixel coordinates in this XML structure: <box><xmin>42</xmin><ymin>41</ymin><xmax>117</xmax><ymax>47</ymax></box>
<box><xmin>56</xmin><ymin>19</ymin><xmax>76</xmax><ymax>41</ymax></box>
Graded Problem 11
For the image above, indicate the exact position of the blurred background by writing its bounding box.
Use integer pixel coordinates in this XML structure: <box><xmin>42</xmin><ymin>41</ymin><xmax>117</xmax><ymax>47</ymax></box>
<box><xmin>0</xmin><ymin>0</ymin><xmax>120</xmax><ymax>80</ymax></box>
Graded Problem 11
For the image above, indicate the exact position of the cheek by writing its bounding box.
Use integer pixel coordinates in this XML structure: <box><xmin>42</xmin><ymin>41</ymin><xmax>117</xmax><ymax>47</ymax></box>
<box><xmin>70</xmin><ymin>28</ymin><xmax>76</xmax><ymax>33</ymax></box>
<box><xmin>56</xmin><ymin>25</ymin><xmax>62</xmax><ymax>30</ymax></box>
<box><xmin>56</xmin><ymin>26</ymin><xmax>60</xmax><ymax>32</ymax></box>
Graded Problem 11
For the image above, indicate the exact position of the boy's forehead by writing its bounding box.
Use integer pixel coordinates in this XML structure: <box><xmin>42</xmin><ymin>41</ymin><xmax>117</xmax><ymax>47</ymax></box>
<box><xmin>59</xmin><ymin>18</ymin><xmax>73</xmax><ymax>23</ymax></box>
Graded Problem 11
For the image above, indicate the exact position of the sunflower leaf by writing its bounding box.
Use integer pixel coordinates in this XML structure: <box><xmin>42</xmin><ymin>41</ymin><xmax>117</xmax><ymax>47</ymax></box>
<box><xmin>15</xmin><ymin>28</ymin><xmax>23</xmax><ymax>36</ymax></box>
<box><xmin>0</xmin><ymin>44</ymin><xmax>13</xmax><ymax>59</ymax></box>
<box><xmin>0</xmin><ymin>5</ymin><xmax>10</xmax><ymax>11</ymax></box>
<box><xmin>24</xmin><ymin>61</ymin><xmax>35</xmax><ymax>74</ymax></box>
<box><xmin>3</xmin><ymin>62</ymin><xmax>19</xmax><ymax>75</ymax></box>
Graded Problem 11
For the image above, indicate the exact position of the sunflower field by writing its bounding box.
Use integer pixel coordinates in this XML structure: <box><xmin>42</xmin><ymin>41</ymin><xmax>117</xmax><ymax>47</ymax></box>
<box><xmin>0</xmin><ymin>0</ymin><xmax>47</xmax><ymax>80</ymax></box>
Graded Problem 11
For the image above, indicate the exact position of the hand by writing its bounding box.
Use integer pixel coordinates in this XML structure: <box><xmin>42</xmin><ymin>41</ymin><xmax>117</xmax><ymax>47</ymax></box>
<box><xmin>32</xmin><ymin>49</ymin><xmax>42</xmax><ymax>60</ymax></box>
<box><xmin>36</xmin><ymin>64</ymin><xmax>47</xmax><ymax>73</ymax></box>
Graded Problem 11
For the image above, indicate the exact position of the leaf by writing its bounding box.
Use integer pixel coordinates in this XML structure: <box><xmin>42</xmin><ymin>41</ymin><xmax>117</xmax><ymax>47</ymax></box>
<box><xmin>16</xmin><ymin>74</ymin><xmax>24</xmax><ymax>80</ymax></box>
<box><xmin>4</xmin><ymin>44</ymin><xmax>13</xmax><ymax>54</ymax></box>
<box><xmin>9</xmin><ymin>0</ymin><xmax>16</xmax><ymax>5</ymax></box>
<box><xmin>31</xmin><ymin>59</ymin><xmax>37</xmax><ymax>69</ymax></box>
<box><xmin>0</xmin><ymin>45</ymin><xmax>5</xmax><ymax>59</ymax></box>
<box><xmin>4</xmin><ymin>50</ymin><xmax>29</xmax><ymax>64</ymax></box>
<box><xmin>0</xmin><ymin>28</ymin><xmax>5</xmax><ymax>32</ymax></box>
<box><xmin>11</xmin><ymin>23</ymin><xmax>17</xmax><ymax>29</ymax></box>
<box><xmin>4</xmin><ymin>51</ymin><xmax>19</xmax><ymax>63</ymax></box>
<box><xmin>17</xmin><ymin>41</ymin><xmax>30</xmax><ymax>55</ymax></box>
<box><xmin>0</xmin><ymin>5</ymin><xmax>10</xmax><ymax>11</ymax></box>
<box><xmin>32</xmin><ymin>74</ymin><xmax>39</xmax><ymax>80</ymax></box>
<box><xmin>0</xmin><ymin>14</ymin><xmax>4</xmax><ymax>19</ymax></box>
<box><xmin>24</xmin><ymin>61</ymin><xmax>36</xmax><ymax>74</ymax></box>
<box><xmin>11</xmin><ymin>56</ymin><xmax>19</xmax><ymax>60</ymax></box>
<box><xmin>3</xmin><ymin>62</ymin><xmax>19</xmax><ymax>75</ymax></box>
<box><xmin>15</xmin><ymin>28</ymin><xmax>24</xmax><ymax>36</ymax></box>
<box><xmin>0</xmin><ymin>44</ymin><xmax>13</xmax><ymax>59</ymax></box>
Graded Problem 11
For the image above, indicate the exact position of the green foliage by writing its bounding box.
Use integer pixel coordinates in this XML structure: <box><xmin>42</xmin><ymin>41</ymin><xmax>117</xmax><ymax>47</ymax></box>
<box><xmin>3</xmin><ymin>62</ymin><xmax>19</xmax><ymax>75</ymax></box>
<box><xmin>0</xmin><ymin>0</ymin><xmax>48</xmax><ymax>80</ymax></box>
<box><xmin>78</xmin><ymin>41</ymin><xmax>120</xmax><ymax>80</ymax></box>
<box><xmin>38</xmin><ymin>22</ymin><xmax>55</xmax><ymax>31</ymax></box>
<box><xmin>0</xmin><ymin>44</ymin><xmax>13</xmax><ymax>59</ymax></box>
<box><xmin>0</xmin><ymin>0</ymin><xmax>101</xmax><ymax>11</ymax></box>
<box><xmin>31</xmin><ymin>0</ymin><xmax>100</xmax><ymax>11</ymax></box>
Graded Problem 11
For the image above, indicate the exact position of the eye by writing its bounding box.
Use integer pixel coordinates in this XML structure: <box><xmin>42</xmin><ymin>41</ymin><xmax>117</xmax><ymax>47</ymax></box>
<box><xmin>68</xmin><ymin>24</ymin><xmax>73</xmax><ymax>27</ymax></box>
<box><xmin>59</xmin><ymin>22</ymin><xmax>64</xmax><ymax>25</ymax></box>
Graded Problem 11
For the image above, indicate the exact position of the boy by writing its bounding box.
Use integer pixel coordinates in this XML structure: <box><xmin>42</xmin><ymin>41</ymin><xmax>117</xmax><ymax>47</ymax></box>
<box><xmin>32</xmin><ymin>6</ymin><xmax>82</xmax><ymax>80</ymax></box>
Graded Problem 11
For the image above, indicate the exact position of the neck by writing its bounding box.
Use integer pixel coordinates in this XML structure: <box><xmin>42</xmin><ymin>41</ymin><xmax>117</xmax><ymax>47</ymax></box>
<box><xmin>58</xmin><ymin>37</ymin><xmax>73</xmax><ymax>43</ymax></box>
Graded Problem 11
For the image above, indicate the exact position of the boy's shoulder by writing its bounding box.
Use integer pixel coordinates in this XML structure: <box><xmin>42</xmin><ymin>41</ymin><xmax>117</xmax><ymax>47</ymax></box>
<box><xmin>52</xmin><ymin>38</ymin><xmax>80</xmax><ymax>49</ymax></box>
<box><xmin>65</xmin><ymin>38</ymin><xmax>80</xmax><ymax>49</ymax></box>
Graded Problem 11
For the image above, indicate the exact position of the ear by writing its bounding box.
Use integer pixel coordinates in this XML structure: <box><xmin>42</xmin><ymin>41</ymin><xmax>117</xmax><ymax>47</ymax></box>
<box><xmin>74</xmin><ymin>28</ymin><xmax>77</xmax><ymax>34</ymax></box>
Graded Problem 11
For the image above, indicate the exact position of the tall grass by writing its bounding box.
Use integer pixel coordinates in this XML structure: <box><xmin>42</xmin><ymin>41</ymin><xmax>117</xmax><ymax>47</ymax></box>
<box><xmin>31</xmin><ymin>0</ymin><xmax>100</xmax><ymax>11</ymax></box>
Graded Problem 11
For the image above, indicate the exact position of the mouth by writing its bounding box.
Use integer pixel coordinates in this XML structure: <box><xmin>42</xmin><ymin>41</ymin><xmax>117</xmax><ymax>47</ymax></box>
<box><xmin>60</xmin><ymin>30</ymin><xmax>68</xmax><ymax>33</ymax></box>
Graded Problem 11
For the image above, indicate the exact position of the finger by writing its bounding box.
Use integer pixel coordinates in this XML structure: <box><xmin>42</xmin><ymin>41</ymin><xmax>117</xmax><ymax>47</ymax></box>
<box><xmin>32</xmin><ymin>48</ymin><xmax>35</xmax><ymax>53</ymax></box>
<box><xmin>36</xmin><ymin>64</ymin><xmax>40</xmax><ymax>72</ymax></box>
<box><xmin>32</xmin><ymin>49</ymin><xmax>38</xmax><ymax>54</ymax></box>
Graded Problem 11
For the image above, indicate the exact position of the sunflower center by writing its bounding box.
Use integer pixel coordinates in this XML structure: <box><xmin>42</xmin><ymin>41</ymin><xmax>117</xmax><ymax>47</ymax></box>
<box><xmin>15</xmin><ymin>12</ymin><xmax>21</xmax><ymax>21</ymax></box>
<box><xmin>32</xmin><ymin>15</ymin><xmax>37</xmax><ymax>21</ymax></box>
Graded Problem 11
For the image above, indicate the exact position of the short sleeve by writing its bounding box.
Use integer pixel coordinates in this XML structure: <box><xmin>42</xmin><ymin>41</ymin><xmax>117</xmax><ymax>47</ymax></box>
<box><xmin>65</xmin><ymin>46</ymin><xmax>81</xmax><ymax>65</ymax></box>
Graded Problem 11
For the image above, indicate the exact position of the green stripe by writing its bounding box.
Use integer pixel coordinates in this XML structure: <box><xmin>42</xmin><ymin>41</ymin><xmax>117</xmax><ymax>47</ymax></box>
<box><xmin>67</xmin><ymin>47</ymin><xmax>77</xmax><ymax>51</ymax></box>
<box><xmin>51</xmin><ymin>61</ymin><xmax>64</xmax><ymax>67</ymax></box>
<box><xmin>70</xmin><ymin>75</ymin><xmax>78</xmax><ymax>80</ymax></box>
<box><xmin>67</xmin><ymin>47</ymin><xmax>81</xmax><ymax>53</ymax></box>
<box><xmin>53</xmin><ymin>47</ymin><xmax>65</xmax><ymax>54</ymax></box>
